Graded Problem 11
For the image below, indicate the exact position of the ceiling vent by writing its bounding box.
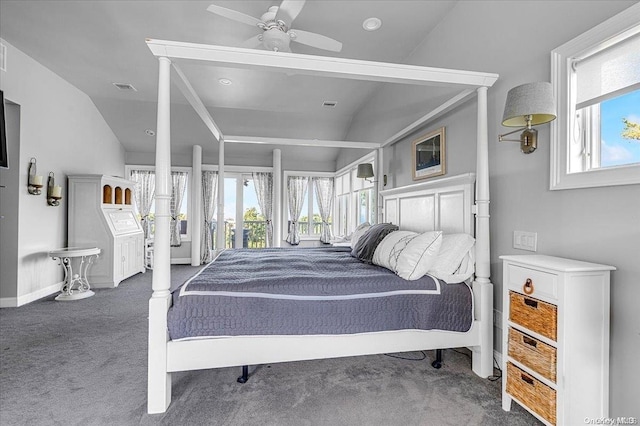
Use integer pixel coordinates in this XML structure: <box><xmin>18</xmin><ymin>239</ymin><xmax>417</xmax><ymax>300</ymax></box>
<box><xmin>113</xmin><ymin>82</ymin><xmax>137</xmax><ymax>92</ymax></box>
<box><xmin>322</xmin><ymin>101</ymin><xmax>337</xmax><ymax>108</ymax></box>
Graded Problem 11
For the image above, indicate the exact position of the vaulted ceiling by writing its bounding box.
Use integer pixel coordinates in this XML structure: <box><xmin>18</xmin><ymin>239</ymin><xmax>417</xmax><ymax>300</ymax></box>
<box><xmin>0</xmin><ymin>0</ymin><xmax>460</xmax><ymax>164</ymax></box>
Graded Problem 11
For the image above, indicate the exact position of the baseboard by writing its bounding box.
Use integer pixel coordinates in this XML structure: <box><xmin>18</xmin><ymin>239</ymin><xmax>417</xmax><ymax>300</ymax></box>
<box><xmin>170</xmin><ymin>258</ymin><xmax>192</xmax><ymax>265</ymax></box>
<box><xmin>0</xmin><ymin>281</ymin><xmax>62</xmax><ymax>308</ymax></box>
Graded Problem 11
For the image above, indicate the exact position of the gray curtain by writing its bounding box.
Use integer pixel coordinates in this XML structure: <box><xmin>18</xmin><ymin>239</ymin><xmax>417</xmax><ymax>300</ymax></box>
<box><xmin>314</xmin><ymin>177</ymin><xmax>334</xmax><ymax>244</ymax></box>
<box><xmin>201</xmin><ymin>171</ymin><xmax>218</xmax><ymax>263</ymax></box>
<box><xmin>252</xmin><ymin>172</ymin><xmax>274</xmax><ymax>247</ymax></box>
<box><xmin>285</xmin><ymin>176</ymin><xmax>308</xmax><ymax>245</ymax></box>
<box><xmin>130</xmin><ymin>170</ymin><xmax>155</xmax><ymax>239</ymax></box>
<box><xmin>170</xmin><ymin>171</ymin><xmax>188</xmax><ymax>247</ymax></box>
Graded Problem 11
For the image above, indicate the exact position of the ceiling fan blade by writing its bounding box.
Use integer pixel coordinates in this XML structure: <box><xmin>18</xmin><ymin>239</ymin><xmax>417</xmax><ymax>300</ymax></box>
<box><xmin>206</xmin><ymin>4</ymin><xmax>262</xmax><ymax>27</ymax></box>
<box><xmin>289</xmin><ymin>29</ymin><xmax>342</xmax><ymax>52</ymax></box>
<box><xmin>242</xmin><ymin>34</ymin><xmax>263</xmax><ymax>49</ymax></box>
<box><xmin>276</xmin><ymin>0</ymin><xmax>306</xmax><ymax>25</ymax></box>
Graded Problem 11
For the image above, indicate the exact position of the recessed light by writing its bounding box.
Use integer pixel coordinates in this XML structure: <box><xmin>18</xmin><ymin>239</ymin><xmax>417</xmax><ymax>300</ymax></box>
<box><xmin>362</xmin><ymin>17</ymin><xmax>382</xmax><ymax>31</ymax></box>
<box><xmin>145</xmin><ymin>129</ymin><xmax>155</xmax><ymax>136</ymax></box>
<box><xmin>218</xmin><ymin>78</ymin><xmax>232</xmax><ymax>86</ymax></box>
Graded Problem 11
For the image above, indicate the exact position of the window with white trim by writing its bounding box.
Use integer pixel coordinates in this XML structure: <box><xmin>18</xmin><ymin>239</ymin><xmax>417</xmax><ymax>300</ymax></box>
<box><xmin>283</xmin><ymin>171</ymin><xmax>333</xmax><ymax>239</ymax></box>
<box><xmin>550</xmin><ymin>6</ymin><xmax>640</xmax><ymax>190</ymax></box>
<box><xmin>125</xmin><ymin>166</ymin><xmax>191</xmax><ymax>241</ymax></box>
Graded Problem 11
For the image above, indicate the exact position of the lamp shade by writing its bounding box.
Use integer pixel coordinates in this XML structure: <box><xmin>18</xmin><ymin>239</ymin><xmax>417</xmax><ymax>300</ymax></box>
<box><xmin>502</xmin><ymin>82</ymin><xmax>557</xmax><ymax>127</ymax></box>
<box><xmin>357</xmin><ymin>163</ymin><xmax>374</xmax><ymax>179</ymax></box>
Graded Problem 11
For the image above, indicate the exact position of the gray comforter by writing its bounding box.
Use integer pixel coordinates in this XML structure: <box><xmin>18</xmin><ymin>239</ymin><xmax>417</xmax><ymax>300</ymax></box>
<box><xmin>168</xmin><ymin>247</ymin><xmax>473</xmax><ymax>340</ymax></box>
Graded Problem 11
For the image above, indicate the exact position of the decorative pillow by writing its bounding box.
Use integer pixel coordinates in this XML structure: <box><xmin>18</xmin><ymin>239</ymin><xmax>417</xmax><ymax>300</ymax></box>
<box><xmin>351</xmin><ymin>223</ymin><xmax>399</xmax><ymax>264</ymax></box>
<box><xmin>373</xmin><ymin>230</ymin><xmax>443</xmax><ymax>280</ymax></box>
<box><xmin>350</xmin><ymin>222</ymin><xmax>371</xmax><ymax>249</ymax></box>
<box><xmin>395</xmin><ymin>231</ymin><xmax>443</xmax><ymax>280</ymax></box>
<box><xmin>429</xmin><ymin>233</ymin><xmax>475</xmax><ymax>277</ymax></box>
<box><xmin>372</xmin><ymin>230</ymin><xmax>417</xmax><ymax>271</ymax></box>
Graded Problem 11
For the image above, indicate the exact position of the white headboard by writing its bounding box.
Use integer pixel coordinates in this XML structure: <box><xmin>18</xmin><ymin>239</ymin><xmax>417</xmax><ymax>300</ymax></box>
<box><xmin>379</xmin><ymin>173</ymin><xmax>475</xmax><ymax>235</ymax></box>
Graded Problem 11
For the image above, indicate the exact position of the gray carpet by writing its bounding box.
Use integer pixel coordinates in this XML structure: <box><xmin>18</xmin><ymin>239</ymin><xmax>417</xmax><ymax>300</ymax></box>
<box><xmin>0</xmin><ymin>266</ymin><xmax>539</xmax><ymax>426</ymax></box>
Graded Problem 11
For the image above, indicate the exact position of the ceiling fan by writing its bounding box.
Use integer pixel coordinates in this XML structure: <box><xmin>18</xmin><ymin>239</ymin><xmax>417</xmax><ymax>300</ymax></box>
<box><xmin>207</xmin><ymin>0</ymin><xmax>343</xmax><ymax>53</ymax></box>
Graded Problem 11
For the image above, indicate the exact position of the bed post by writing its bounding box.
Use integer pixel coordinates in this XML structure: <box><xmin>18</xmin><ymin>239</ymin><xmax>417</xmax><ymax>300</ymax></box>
<box><xmin>191</xmin><ymin>145</ymin><xmax>202</xmax><ymax>266</ymax></box>
<box><xmin>216</xmin><ymin>139</ymin><xmax>225</xmax><ymax>250</ymax></box>
<box><xmin>272</xmin><ymin>149</ymin><xmax>282</xmax><ymax>247</ymax></box>
<box><xmin>148</xmin><ymin>55</ymin><xmax>173</xmax><ymax>414</ymax></box>
<box><xmin>472</xmin><ymin>86</ymin><xmax>494</xmax><ymax>378</ymax></box>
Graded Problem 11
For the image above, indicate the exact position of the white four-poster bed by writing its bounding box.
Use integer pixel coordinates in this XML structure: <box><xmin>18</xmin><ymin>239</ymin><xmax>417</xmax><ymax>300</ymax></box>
<box><xmin>145</xmin><ymin>39</ymin><xmax>498</xmax><ymax>414</ymax></box>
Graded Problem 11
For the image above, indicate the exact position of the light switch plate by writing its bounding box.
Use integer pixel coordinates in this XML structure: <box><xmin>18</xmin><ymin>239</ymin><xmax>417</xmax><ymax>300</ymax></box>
<box><xmin>513</xmin><ymin>230</ymin><xmax>537</xmax><ymax>252</ymax></box>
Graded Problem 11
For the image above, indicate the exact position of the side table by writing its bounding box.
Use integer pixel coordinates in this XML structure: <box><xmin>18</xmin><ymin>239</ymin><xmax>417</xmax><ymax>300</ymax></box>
<box><xmin>48</xmin><ymin>247</ymin><xmax>101</xmax><ymax>301</ymax></box>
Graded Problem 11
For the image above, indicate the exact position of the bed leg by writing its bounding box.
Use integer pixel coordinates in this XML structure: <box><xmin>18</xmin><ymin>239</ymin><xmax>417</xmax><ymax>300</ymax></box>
<box><xmin>237</xmin><ymin>365</ymin><xmax>249</xmax><ymax>383</ymax></box>
<box><xmin>472</xmin><ymin>279</ymin><xmax>494</xmax><ymax>378</ymax></box>
<box><xmin>431</xmin><ymin>349</ymin><xmax>443</xmax><ymax>369</ymax></box>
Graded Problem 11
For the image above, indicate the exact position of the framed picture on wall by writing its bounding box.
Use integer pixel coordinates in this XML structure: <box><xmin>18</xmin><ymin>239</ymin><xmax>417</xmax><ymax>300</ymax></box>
<box><xmin>412</xmin><ymin>127</ymin><xmax>445</xmax><ymax>180</ymax></box>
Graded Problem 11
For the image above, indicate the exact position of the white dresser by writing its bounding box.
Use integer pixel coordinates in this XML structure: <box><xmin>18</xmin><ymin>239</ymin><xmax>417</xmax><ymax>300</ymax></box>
<box><xmin>68</xmin><ymin>175</ymin><xmax>145</xmax><ymax>288</ymax></box>
<box><xmin>500</xmin><ymin>255</ymin><xmax>615</xmax><ymax>425</ymax></box>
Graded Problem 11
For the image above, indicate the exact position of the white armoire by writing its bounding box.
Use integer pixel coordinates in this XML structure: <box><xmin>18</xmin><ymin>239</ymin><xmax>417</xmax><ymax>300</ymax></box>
<box><xmin>68</xmin><ymin>175</ymin><xmax>145</xmax><ymax>288</ymax></box>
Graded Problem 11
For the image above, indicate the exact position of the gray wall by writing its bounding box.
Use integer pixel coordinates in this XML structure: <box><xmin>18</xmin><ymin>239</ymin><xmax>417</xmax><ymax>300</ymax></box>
<box><xmin>0</xmin><ymin>102</ymin><xmax>20</xmax><ymax>299</ymax></box>
<box><xmin>344</xmin><ymin>0</ymin><xmax>639</xmax><ymax>417</ymax></box>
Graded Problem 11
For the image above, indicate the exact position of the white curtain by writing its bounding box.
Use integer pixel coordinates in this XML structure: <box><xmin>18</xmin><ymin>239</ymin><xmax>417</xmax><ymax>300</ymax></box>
<box><xmin>252</xmin><ymin>172</ymin><xmax>274</xmax><ymax>247</ymax></box>
<box><xmin>130</xmin><ymin>170</ymin><xmax>155</xmax><ymax>239</ymax></box>
<box><xmin>170</xmin><ymin>171</ymin><xmax>188</xmax><ymax>247</ymax></box>
<box><xmin>285</xmin><ymin>176</ymin><xmax>308</xmax><ymax>245</ymax></box>
<box><xmin>201</xmin><ymin>171</ymin><xmax>218</xmax><ymax>263</ymax></box>
<box><xmin>314</xmin><ymin>177</ymin><xmax>334</xmax><ymax>244</ymax></box>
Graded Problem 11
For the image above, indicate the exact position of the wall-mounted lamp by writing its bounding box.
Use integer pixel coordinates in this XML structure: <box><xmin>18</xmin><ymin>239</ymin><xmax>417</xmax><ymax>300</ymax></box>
<box><xmin>499</xmin><ymin>82</ymin><xmax>556</xmax><ymax>154</ymax></box>
<box><xmin>27</xmin><ymin>158</ymin><xmax>44</xmax><ymax>195</ymax></box>
<box><xmin>357</xmin><ymin>163</ymin><xmax>387</xmax><ymax>186</ymax></box>
<box><xmin>47</xmin><ymin>172</ymin><xmax>62</xmax><ymax>206</ymax></box>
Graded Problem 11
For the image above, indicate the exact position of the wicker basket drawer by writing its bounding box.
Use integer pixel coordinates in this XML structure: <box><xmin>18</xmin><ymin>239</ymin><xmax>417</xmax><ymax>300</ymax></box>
<box><xmin>509</xmin><ymin>291</ymin><xmax>557</xmax><ymax>341</ymax></box>
<box><xmin>507</xmin><ymin>362</ymin><xmax>557</xmax><ymax>425</ymax></box>
<box><xmin>508</xmin><ymin>327</ymin><xmax>557</xmax><ymax>382</ymax></box>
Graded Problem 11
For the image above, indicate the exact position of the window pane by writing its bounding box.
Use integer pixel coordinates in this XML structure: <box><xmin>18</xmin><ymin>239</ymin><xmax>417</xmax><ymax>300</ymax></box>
<box><xmin>243</xmin><ymin>178</ymin><xmax>266</xmax><ymax>249</ymax></box>
<box><xmin>179</xmin><ymin>180</ymin><xmax>188</xmax><ymax>235</ymax></box>
<box><xmin>599</xmin><ymin>89</ymin><xmax>640</xmax><ymax>168</ymax></box>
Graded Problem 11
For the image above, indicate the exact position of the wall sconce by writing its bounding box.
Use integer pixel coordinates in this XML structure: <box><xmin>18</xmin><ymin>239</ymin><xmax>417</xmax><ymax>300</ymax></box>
<box><xmin>499</xmin><ymin>82</ymin><xmax>557</xmax><ymax>154</ymax></box>
<box><xmin>47</xmin><ymin>172</ymin><xmax>62</xmax><ymax>206</ymax></box>
<box><xmin>357</xmin><ymin>163</ymin><xmax>387</xmax><ymax>186</ymax></box>
<box><xmin>27</xmin><ymin>157</ymin><xmax>44</xmax><ymax>195</ymax></box>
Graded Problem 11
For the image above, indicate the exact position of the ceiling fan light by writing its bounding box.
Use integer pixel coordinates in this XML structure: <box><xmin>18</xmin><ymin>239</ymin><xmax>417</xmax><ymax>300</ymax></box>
<box><xmin>362</xmin><ymin>17</ymin><xmax>382</xmax><ymax>31</ymax></box>
<box><xmin>262</xmin><ymin>28</ymin><xmax>291</xmax><ymax>52</ymax></box>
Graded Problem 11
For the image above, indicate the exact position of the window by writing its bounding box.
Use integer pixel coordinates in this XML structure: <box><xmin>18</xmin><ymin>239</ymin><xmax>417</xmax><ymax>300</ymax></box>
<box><xmin>333</xmin><ymin>155</ymin><xmax>376</xmax><ymax>237</ymax></box>
<box><xmin>550</xmin><ymin>5</ymin><xmax>640</xmax><ymax>189</ymax></box>
<box><xmin>283</xmin><ymin>172</ymin><xmax>333</xmax><ymax>239</ymax></box>
<box><xmin>126</xmin><ymin>166</ymin><xmax>191</xmax><ymax>241</ymax></box>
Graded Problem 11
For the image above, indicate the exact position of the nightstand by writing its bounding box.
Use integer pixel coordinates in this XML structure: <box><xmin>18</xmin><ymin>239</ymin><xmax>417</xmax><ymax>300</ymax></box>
<box><xmin>500</xmin><ymin>255</ymin><xmax>615</xmax><ymax>426</ymax></box>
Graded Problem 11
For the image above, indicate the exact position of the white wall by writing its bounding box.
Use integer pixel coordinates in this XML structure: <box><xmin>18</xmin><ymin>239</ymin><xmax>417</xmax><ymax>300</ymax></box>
<box><xmin>344</xmin><ymin>0</ymin><xmax>639</xmax><ymax>417</ymax></box>
<box><xmin>0</xmin><ymin>39</ymin><xmax>125</xmax><ymax>305</ymax></box>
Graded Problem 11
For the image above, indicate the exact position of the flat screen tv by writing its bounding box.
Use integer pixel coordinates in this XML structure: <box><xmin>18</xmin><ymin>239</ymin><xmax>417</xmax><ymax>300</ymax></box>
<box><xmin>0</xmin><ymin>90</ymin><xmax>7</xmax><ymax>169</ymax></box>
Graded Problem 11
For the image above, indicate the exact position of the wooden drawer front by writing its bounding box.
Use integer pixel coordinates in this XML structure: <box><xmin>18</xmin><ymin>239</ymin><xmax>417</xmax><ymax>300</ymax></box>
<box><xmin>507</xmin><ymin>362</ymin><xmax>557</xmax><ymax>425</ymax></box>
<box><xmin>507</xmin><ymin>264</ymin><xmax>557</xmax><ymax>301</ymax></box>
<box><xmin>509</xmin><ymin>291</ymin><xmax>557</xmax><ymax>341</ymax></box>
<box><xmin>508</xmin><ymin>328</ymin><xmax>557</xmax><ymax>382</ymax></box>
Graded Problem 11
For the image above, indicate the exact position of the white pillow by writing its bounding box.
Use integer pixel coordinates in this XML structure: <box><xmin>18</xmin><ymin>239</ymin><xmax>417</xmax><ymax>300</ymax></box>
<box><xmin>350</xmin><ymin>222</ymin><xmax>371</xmax><ymax>249</ymax></box>
<box><xmin>373</xmin><ymin>230</ymin><xmax>443</xmax><ymax>280</ymax></box>
<box><xmin>430</xmin><ymin>249</ymin><xmax>475</xmax><ymax>284</ymax></box>
<box><xmin>429</xmin><ymin>233</ymin><xmax>475</xmax><ymax>277</ymax></box>
<box><xmin>372</xmin><ymin>231</ymin><xmax>417</xmax><ymax>271</ymax></box>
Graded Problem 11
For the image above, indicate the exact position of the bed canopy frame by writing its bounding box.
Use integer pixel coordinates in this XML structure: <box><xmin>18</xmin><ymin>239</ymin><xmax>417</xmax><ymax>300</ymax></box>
<box><xmin>145</xmin><ymin>39</ymin><xmax>498</xmax><ymax>414</ymax></box>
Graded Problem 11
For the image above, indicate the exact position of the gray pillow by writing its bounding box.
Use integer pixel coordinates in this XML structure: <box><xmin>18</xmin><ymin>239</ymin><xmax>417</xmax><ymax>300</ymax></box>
<box><xmin>351</xmin><ymin>223</ymin><xmax>399</xmax><ymax>264</ymax></box>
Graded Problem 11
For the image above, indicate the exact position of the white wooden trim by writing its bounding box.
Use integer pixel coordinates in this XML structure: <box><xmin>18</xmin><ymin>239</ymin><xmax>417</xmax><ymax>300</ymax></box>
<box><xmin>172</xmin><ymin>63</ymin><xmax>222</xmax><ymax>141</ymax></box>
<box><xmin>381</xmin><ymin>88</ymin><xmax>477</xmax><ymax>148</ymax></box>
<box><xmin>0</xmin><ymin>281</ymin><xmax>63</xmax><ymax>308</ymax></box>
<box><xmin>202</xmin><ymin>165</ymin><xmax>273</xmax><ymax>173</ymax></box>
<box><xmin>335</xmin><ymin>152</ymin><xmax>376</xmax><ymax>177</ymax></box>
<box><xmin>191</xmin><ymin>146</ymin><xmax>202</xmax><ymax>266</ymax></box>
<box><xmin>216</xmin><ymin>139</ymin><xmax>225</xmax><ymax>250</ymax></box>
<box><xmin>224</xmin><ymin>135</ymin><xmax>380</xmax><ymax>150</ymax></box>
<box><xmin>273</xmin><ymin>149</ymin><xmax>282</xmax><ymax>248</ymax></box>
<box><xmin>167</xmin><ymin>327</ymin><xmax>481</xmax><ymax>373</ymax></box>
<box><xmin>146</xmin><ymin>39</ymin><xmax>498</xmax><ymax>88</ymax></box>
